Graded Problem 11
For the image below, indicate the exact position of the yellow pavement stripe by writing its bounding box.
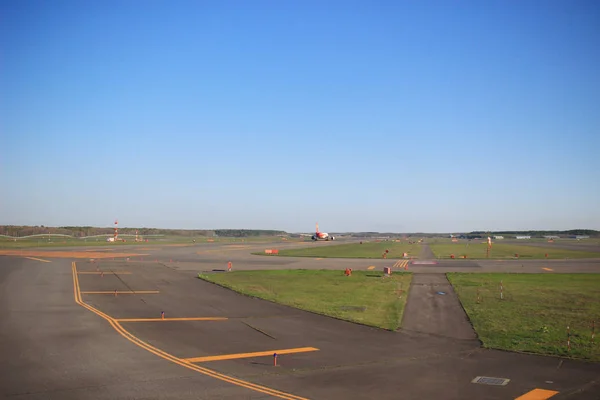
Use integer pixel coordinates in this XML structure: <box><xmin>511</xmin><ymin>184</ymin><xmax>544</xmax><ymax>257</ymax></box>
<box><xmin>23</xmin><ymin>257</ymin><xmax>51</xmax><ymax>263</ymax></box>
<box><xmin>367</xmin><ymin>266</ymin><xmax>375</xmax><ymax>270</ymax></box>
<box><xmin>542</xmin><ymin>268</ymin><xmax>553</xmax><ymax>271</ymax></box>
<box><xmin>77</xmin><ymin>271</ymin><xmax>132</xmax><ymax>274</ymax></box>
<box><xmin>71</xmin><ymin>262</ymin><xmax>308</xmax><ymax>400</ymax></box>
<box><xmin>81</xmin><ymin>290</ymin><xmax>160</xmax><ymax>294</ymax></box>
<box><xmin>515</xmin><ymin>388</ymin><xmax>559</xmax><ymax>400</ymax></box>
<box><xmin>185</xmin><ymin>347</ymin><xmax>320</xmax><ymax>363</ymax></box>
<box><xmin>392</xmin><ymin>260</ymin><xmax>408</xmax><ymax>268</ymax></box>
<box><xmin>315</xmin><ymin>258</ymin><xmax>323</xmax><ymax>260</ymax></box>
<box><xmin>116</xmin><ymin>317</ymin><xmax>228</xmax><ymax>322</ymax></box>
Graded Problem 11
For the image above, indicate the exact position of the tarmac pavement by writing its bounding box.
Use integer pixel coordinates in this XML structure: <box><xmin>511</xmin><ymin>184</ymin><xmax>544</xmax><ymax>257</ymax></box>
<box><xmin>401</xmin><ymin>273</ymin><xmax>478</xmax><ymax>340</ymax></box>
<box><xmin>1</xmin><ymin>241</ymin><xmax>600</xmax><ymax>399</ymax></box>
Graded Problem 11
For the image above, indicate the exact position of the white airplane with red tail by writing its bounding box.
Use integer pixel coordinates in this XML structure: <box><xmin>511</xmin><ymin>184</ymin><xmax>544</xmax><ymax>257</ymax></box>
<box><xmin>312</xmin><ymin>223</ymin><xmax>335</xmax><ymax>241</ymax></box>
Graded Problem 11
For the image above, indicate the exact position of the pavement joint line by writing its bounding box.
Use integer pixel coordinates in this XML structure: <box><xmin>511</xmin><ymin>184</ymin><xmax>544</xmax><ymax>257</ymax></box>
<box><xmin>80</xmin><ymin>290</ymin><xmax>160</xmax><ymax>294</ymax></box>
<box><xmin>23</xmin><ymin>256</ymin><xmax>51</xmax><ymax>263</ymax></box>
<box><xmin>77</xmin><ymin>271</ymin><xmax>132</xmax><ymax>274</ymax></box>
<box><xmin>241</xmin><ymin>320</ymin><xmax>277</xmax><ymax>340</ymax></box>
<box><xmin>71</xmin><ymin>261</ymin><xmax>308</xmax><ymax>400</ymax></box>
<box><xmin>116</xmin><ymin>317</ymin><xmax>228</xmax><ymax>322</ymax></box>
<box><xmin>185</xmin><ymin>347</ymin><xmax>320</xmax><ymax>363</ymax></box>
<box><xmin>514</xmin><ymin>388</ymin><xmax>559</xmax><ymax>399</ymax></box>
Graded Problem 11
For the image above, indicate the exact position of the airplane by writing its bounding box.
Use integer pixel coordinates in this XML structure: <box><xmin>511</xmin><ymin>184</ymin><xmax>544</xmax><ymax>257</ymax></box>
<box><xmin>312</xmin><ymin>223</ymin><xmax>335</xmax><ymax>241</ymax></box>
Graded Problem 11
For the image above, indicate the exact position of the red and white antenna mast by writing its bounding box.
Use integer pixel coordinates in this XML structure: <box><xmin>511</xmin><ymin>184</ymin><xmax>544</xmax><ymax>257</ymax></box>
<box><xmin>114</xmin><ymin>219</ymin><xmax>118</xmax><ymax>241</ymax></box>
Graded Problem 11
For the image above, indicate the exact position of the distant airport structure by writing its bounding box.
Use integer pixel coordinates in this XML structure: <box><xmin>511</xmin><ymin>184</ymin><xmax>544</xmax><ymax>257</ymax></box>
<box><xmin>515</xmin><ymin>235</ymin><xmax>531</xmax><ymax>239</ymax></box>
<box><xmin>493</xmin><ymin>235</ymin><xmax>504</xmax><ymax>239</ymax></box>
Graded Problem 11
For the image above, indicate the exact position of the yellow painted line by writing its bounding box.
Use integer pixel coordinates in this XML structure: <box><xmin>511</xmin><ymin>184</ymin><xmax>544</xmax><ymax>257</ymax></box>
<box><xmin>315</xmin><ymin>258</ymin><xmax>323</xmax><ymax>260</ymax></box>
<box><xmin>392</xmin><ymin>260</ymin><xmax>408</xmax><ymax>268</ymax></box>
<box><xmin>367</xmin><ymin>266</ymin><xmax>375</xmax><ymax>270</ymax></box>
<box><xmin>515</xmin><ymin>388</ymin><xmax>559</xmax><ymax>400</ymax></box>
<box><xmin>542</xmin><ymin>268</ymin><xmax>553</xmax><ymax>271</ymax></box>
<box><xmin>71</xmin><ymin>262</ymin><xmax>308</xmax><ymax>400</ymax></box>
<box><xmin>116</xmin><ymin>317</ymin><xmax>228</xmax><ymax>322</ymax></box>
<box><xmin>185</xmin><ymin>347</ymin><xmax>320</xmax><ymax>363</ymax></box>
<box><xmin>80</xmin><ymin>290</ymin><xmax>160</xmax><ymax>294</ymax></box>
<box><xmin>77</xmin><ymin>271</ymin><xmax>132</xmax><ymax>274</ymax></box>
<box><xmin>23</xmin><ymin>256</ymin><xmax>51</xmax><ymax>263</ymax></box>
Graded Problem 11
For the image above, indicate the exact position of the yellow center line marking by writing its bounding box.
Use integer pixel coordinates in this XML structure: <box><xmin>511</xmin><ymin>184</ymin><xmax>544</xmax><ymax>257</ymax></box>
<box><xmin>23</xmin><ymin>256</ymin><xmax>51</xmax><ymax>263</ymax></box>
<box><xmin>77</xmin><ymin>271</ymin><xmax>132</xmax><ymax>274</ymax></box>
<box><xmin>514</xmin><ymin>388</ymin><xmax>559</xmax><ymax>400</ymax></box>
<box><xmin>315</xmin><ymin>258</ymin><xmax>323</xmax><ymax>260</ymax></box>
<box><xmin>367</xmin><ymin>266</ymin><xmax>375</xmax><ymax>270</ymax></box>
<box><xmin>542</xmin><ymin>268</ymin><xmax>553</xmax><ymax>271</ymax></box>
<box><xmin>71</xmin><ymin>262</ymin><xmax>308</xmax><ymax>400</ymax></box>
<box><xmin>185</xmin><ymin>347</ymin><xmax>320</xmax><ymax>363</ymax></box>
<box><xmin>80</xmin><ymin>291</ymin><xmax>160</xmax><ymax>294</ymax></box>
<box><xmin>116</xmin><ymin>317</ymin><xmax>228</xmax><ymax>322</ymax></box>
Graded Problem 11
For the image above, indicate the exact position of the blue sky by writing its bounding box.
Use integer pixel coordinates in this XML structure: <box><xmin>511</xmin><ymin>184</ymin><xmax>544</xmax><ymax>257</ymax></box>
<box><xmin>1</xmin><ymin>0</ymin><xmax>599</xmax><ymax>233</ymax></box>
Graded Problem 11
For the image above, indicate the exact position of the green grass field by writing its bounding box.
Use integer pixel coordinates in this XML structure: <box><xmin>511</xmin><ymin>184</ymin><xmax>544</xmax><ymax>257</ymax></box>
<box><xmin>448</xmin><ymin>273</ymin><xmax>600</xmax><ymax>361</ymax></box>
<box><xmin>428</xmin><ymin>242</ymin><xmax>600</xmax><ymax>259</ymax></box>
<box><xmin>198</xmin><ymin>269</ymin><xmax>412</xmax><ymax>330</ymax></box>
<box><xmin>256</xmin><ymin>241</ymin><xmax>422</xmax><ymax>259</ymax></box>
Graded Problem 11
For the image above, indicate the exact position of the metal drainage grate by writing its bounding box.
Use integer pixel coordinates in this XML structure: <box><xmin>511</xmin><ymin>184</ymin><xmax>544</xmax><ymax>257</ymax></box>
<box><xmin>471</xmin><ymin>376</ymin><xmax>510</xmax><ymax>386</ymax></box>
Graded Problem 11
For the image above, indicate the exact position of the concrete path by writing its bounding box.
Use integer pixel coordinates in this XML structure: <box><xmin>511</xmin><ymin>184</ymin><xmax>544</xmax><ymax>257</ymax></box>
<box><xmin>401</xmin><ymin>273</ymin><xmax>478</xmax><ymax>340</ymax></box>
<box><xmin>419</xmin><ymin>243</ymin><xmax>436</xmax><ymax>260</ymax></box>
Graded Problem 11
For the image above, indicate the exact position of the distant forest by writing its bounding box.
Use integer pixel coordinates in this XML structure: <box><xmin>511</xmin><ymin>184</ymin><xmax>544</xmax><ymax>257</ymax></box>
<box><xmin>0</xmin><ymin>225</ymin><xmax>286</xmax><ymax>238</ymax></box>
<box><xmin>466</xmin><ymin>229</ymin><xmax>599</xmax><ymax>238</ymax></box>
<box><xmin>344</xmin><ymin>230</ymin><xmax>599</xmax><ymax>238</ymax></box>
<box><xmin>470</xmin><ymin>229</ymin><xmax>600</xmax><ymax>237</ymax></box>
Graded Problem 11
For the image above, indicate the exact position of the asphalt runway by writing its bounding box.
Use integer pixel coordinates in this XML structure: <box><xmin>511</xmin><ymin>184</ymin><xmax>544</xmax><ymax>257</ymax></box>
<box><xmin>2</xmin><ymin>241</ymin><xmax>600</xmax><ymax>399</ymax></box>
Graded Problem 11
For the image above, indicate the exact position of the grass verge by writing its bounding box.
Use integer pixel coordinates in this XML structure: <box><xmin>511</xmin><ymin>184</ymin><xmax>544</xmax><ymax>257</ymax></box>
<box><xmin>198</xmin><ymin>269</ymin><xmax>412</xmax><ymax>331</ymax></box>
<box><xmin>448</xmin><ymin>273</ymin><xmax>600</xmax><ymax>362</ymax></box>
<box><xmin>253</xmin><ymin>241</ymin><xmax>421</xmax><ymax>259</ymax></box>
<box><xmin>429</xmin><ymin>242</ymin><xmax>599</xmax><ymax>259</ymax></box>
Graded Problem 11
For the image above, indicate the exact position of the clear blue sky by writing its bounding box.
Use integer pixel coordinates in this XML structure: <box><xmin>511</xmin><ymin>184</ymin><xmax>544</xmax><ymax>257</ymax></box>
<box><xmin>2</xmin><ymin>0</ymin><xmax>599</xmax><ymax>233</ymax></box>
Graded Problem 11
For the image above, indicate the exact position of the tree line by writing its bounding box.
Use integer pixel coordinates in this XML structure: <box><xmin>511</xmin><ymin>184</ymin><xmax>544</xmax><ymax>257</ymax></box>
<box><xmin>469</xmin><ymin>229</ymin><xmax>599</xmax><ymax>237</ymax></box>
<box><xmin>0</xmin><ymin>225</ymin><xmax>286</xmax><ymax>238</ymax></box>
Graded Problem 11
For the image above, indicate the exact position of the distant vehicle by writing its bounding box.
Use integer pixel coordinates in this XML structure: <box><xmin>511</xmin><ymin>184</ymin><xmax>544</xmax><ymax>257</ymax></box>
<box><xmin>312</xmin><ymin>223</ymin><xmax>335</xmax><ymax>241</ymax></box>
